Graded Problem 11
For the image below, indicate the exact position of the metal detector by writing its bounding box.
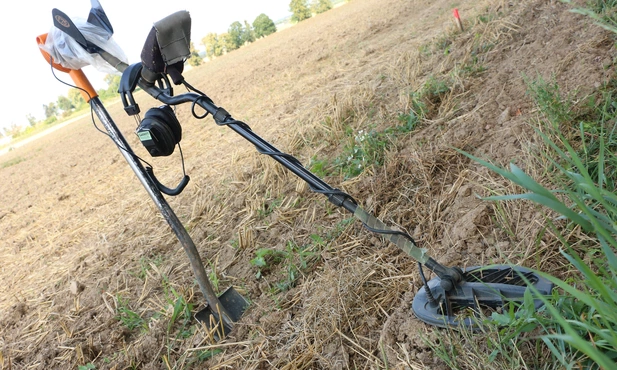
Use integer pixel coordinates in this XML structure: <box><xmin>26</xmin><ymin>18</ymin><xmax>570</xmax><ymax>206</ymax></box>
<box><xmin>37</xmin><ymin>1</ymin><xmax>554</xmax><ymax>333</ymax></box>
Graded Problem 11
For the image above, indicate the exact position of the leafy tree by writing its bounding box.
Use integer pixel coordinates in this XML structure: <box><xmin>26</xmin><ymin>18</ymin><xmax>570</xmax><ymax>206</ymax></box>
<box><xmin>242</xmin><ymin>20</ymin><xmax>256</xmax><ymax>44</ymax></box>
<box><xmin>96</xmin><ymin>88</ymin><xmax>109</xmax><ymax>100</ymax></box>
<box><xmin>228</xmin><ymin>21</ymin><xmax>244</xmax><ymax>51</ymax></box>
<box><xmin>57</xmin><ymin>95</ymin><xmax>74</xmax><ymax>113</ymax></box>
<box><xmin>289</xmin><ymin>0</ymin><xmax>312</xmax><ymax>22</ymax></box>
<box><xmin>43</xmin><ymin>102</ymin><xmax>58</xmax><ymax>119</ymax></box>
<box><xmin>3</xmin><ymin>123</ymin><xmax>22</xmax><ymax>137</ymax></box>
<box><xmin>220</xmin><ymin>33</ymin><xmax>236</xmax><ymax>53</ymax></box>
<box><xmin>202</xmin><ymin>33</ymin><xmax>224</xmax><ymax>59</ymax></box>
<box><xmin>188</xmin><ymin>42</ymin><xmax>203</xmax><ymax>66</ymax></box>
<box><xmin>26</xmin><ymin>114</ymin><xmax>37</xmax><ymax>127</ymax></box>
<box><xmin>253</xmin><ymin>13</ymin><xmax>277</xmax><ymax>38</ymax></box>
<box><xmin>68</xmin><ymin>88</ymin><xmax>86</xmax><ymax>110</ymax></box>
<box><xmin>94</xmin><ymin>74</ymin><xmax>122</xmax><ymax>100</ymax></box>
<box><xmin>312</xmin><ymin>0</ymin><xmax>333</xmax><ymax>14</ymax></box>
<box><xmin>104</xmin><ymin>74</ymin><xmax>121</xmax><ymax>94</ymax></box>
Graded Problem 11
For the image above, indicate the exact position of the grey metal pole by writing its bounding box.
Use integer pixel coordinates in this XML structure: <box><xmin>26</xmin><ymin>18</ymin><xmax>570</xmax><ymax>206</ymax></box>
<box><xmin>89</xmin><ymin>97</ymin><xmax>234</xmax><ymax>328</ymax></box>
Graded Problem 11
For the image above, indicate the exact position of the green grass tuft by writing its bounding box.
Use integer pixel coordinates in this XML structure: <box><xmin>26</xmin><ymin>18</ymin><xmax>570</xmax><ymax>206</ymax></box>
<box><xmin>115</xmin><ymin>296</ymin><xmax>147</xmax><ymax>332</ymax></box>
<box><xmin>251</xmin><ymin>240</ymin><xmax>318</xmax><ymax>293</ymax></box>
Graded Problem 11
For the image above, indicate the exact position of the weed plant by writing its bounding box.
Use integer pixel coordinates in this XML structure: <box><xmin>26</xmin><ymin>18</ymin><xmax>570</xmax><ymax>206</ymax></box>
<box><xmin>315</xmin><ymin>76</ymin><xmax>445</xmax><ymax>179</ymax></box>
<box><xmin>115</xmin><ymin>296</ymin><xmax>147</xmax><ymax>332</ymax></box>
<box><xmin>160</xmin><ymin>275</ymin><xmax>194</xmax><ymax>337</ymax></box>
<box><xmin>251</xmin><ymin>240</ymin><xmax>318</xmax><ymax>293</ymax></box>
<box><xmin>333</xmin><ymin>127</ymin><xmax>391</xmax><ymax>179</ymax></box>
<box><xmin>525</xmin><ymin>74</ymin><xmax>573</xmax><ymax>127</ymax></box>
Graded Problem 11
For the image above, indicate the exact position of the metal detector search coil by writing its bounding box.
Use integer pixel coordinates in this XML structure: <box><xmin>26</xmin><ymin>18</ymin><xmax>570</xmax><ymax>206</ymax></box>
<box><xmin>412</xmin><ymin>265</ymin><xmax>554</xmax><ymax>328</ymax></box>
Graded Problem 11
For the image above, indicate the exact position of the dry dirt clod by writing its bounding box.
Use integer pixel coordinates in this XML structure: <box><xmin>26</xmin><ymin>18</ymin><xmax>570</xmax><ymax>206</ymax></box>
<box><xmin>69</xmin><ymin>280</ymin><xmax>85</xmax><ymax>295</ymax></box>
<box><xmin>498</xmin><ymin>107</ymin><xmax>511</xmax><ymax>125</ymax></box>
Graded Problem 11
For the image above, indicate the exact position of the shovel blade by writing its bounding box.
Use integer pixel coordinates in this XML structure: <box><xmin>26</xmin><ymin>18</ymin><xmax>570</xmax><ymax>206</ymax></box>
<box><xmin>195</xmin><ymin>286</ymin><xmax>248</xmax><ymax>339</ymax></box>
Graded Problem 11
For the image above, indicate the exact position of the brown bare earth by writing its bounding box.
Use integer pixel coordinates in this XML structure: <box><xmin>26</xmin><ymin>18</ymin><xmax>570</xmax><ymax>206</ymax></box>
<box><xmin>1</xmin><ymin>0</ymin><xmax>615</xmax><ymax>368</ymax></box>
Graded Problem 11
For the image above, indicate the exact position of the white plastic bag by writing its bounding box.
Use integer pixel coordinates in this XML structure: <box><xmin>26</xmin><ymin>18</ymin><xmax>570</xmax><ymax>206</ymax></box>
<box><xmin>39</xmin><ymin>17</ymin><xmax>128</xmax><ymax>74</ymax></box>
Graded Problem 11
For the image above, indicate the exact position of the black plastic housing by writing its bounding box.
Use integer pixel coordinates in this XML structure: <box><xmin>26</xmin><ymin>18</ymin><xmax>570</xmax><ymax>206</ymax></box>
<box><xmin>412</xmin><ymin>265</ymin><xmax>554</xmax><ymax>328</ymax></box>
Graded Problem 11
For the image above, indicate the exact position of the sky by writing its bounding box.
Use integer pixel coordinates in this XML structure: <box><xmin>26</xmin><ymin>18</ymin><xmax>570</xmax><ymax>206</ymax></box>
<box><xmin>3</xmin><ymin>0</ymin><xmax>292</xmax><ymax>132</ymax></box>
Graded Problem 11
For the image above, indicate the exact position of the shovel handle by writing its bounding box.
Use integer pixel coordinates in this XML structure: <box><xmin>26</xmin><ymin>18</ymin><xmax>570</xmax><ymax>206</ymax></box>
<box><xmin>36</xmin><ymin>33</ymin><xmax>98</xmax><ymax>102</ymax></box>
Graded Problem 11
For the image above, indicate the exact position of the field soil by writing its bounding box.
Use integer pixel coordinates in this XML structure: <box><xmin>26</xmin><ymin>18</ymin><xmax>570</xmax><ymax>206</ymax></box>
<box><xmin>1</xmin><ymin>0</ymin><xmax>615</xmax><ymax>368</ymax></box>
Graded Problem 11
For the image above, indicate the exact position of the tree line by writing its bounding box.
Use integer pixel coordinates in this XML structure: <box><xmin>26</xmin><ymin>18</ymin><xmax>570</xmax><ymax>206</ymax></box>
<box><xmin>201</xmin><ymin>14</ymin><xmax>277</xmax><ymax>60</ymax></box>
<box><xmin>3</xmin><ymin>76</ymin><xmax>118</xmax><ymax>139</ymax></box>
<box><xmin>290</xmin><ymin>0</ymin><xmax>334</xmax><ymax>23</ymax></box>
<box><xmin>200</xmin><ymin>0</ymin><xmax>336</xmax><ymax>61</ymax></box>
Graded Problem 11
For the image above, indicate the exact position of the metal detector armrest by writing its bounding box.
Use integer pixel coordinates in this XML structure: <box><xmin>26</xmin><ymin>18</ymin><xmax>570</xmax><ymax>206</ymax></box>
<box><xmin>140</xmin><ymin>11</ymin><xmax>191</xmax><ymax>85</ymax></box>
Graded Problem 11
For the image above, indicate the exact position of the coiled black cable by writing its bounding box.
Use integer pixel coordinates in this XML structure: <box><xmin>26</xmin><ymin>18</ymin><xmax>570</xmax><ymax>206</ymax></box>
<box><xmin>418</xmin><ymin>262</ymin><xmax>437</xmax><ymax>304</ymax></box>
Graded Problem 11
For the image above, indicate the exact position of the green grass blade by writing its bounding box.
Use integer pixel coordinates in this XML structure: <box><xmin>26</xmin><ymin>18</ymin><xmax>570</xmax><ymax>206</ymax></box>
<box><xmin>529</xmin><ymin>283</ymin><xmax>617</xmax><ymax>369</ymax></box>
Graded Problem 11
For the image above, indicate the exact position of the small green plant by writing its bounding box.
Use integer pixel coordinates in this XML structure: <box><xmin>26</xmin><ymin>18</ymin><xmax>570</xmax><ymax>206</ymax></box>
<box><xmin>115</xmin><ymin>296</ymin><xmax>147</xmax><ymax>331</ymax></box>
<box><xmin>160</xmin><ymin>276</ymin><xmax>194</xmax><ymax>334</ymax></box>
<box><xmin>333</xmin><ymin>128</ymin><xmax>390</xmax><ymax>179</ymax></box>
<box><xmin>421</xmin><ymin>75</ymin><xmax>451</xmax><ymax>100</ymax></box>
<box><xmin>394</xmin><ymin>110</ymin><xmax>420</xmax><ymax>134</ymax></box>
<box><xmin>250</xmin><ymin>248</ymin><xmax>287</xmax><ymax>279</ymax></box>
<box><xmin>308</xmin><ymin>233</ymin><xmax>325</xmax><ymax>247</ymax></box>
<box><xmin>426</xmin><ymin>299</ymin><xmax>535</xmax><ymax>368</ymax></box>
<box><xmin>78</xmin><ymin>363</ymin><xmax>96</xmax><ymax>370</ymax></box>
<box><xmin>576</xmin><ymin>87</ymin><xmax>617</xmax><ymax>191</ymax></box>
<box><xmin>131</xmin><ymin>254</ymin><xmax>164</xmax><ymax>280</ymax></box>
<box><xmin>308</xmin><ymin>156</ymin><xmax>331</xmax><ymax>178</ymax></box>
<box><xmin>527</xmin><ymin>76</ymin><xmax>617</xmax><ymax>190</ymax></box>
<box><xmin>403</xmin><ymin>75</ymin><xmax>451</xmax><ymax>121</ymax></box>
<box><xmin>316</xmin><ymin>79</ymin><xmax>437</xmax><ymax>180</ymax></box>
<box><xmin>208</xmin><ymin>261</ymin><xmax>220</xmax><ymax>293</ymax></box>
<box><xmin>169</xmin><ymin>295</ymin><xmax>194</xmax><ymax>338</ymax></box>
<box><xmin>185</xmin><ymin>348</ymin><xmax>224</xmax><ymax>366</ymax></box>
<box><xmin>197</xmin><ymin>349</ymin><xmax>223</xmax><ymax>361</ymax></box>
<box><xmin>434</xmin><ymin>35</ymin><xmax>452</xmax><ymax>54</ymax></box>
<box><xmin>258</xmin><ymin>195</ymin><xmax>283</xmax><ymax>218</ymax></box>
<box><xmin>409</xmin><ymin>93</ymin><xmax>428</xmax><ymax>120</ymax></box>
<box><xmin>328</xmin><ymin>217</ymin><xmax>354</xmax><ymax>240</ymax></box>
<box><xmin>418</xmin><ymin>43</ymin><xmax>432</xmax><ymax>56</ymax></box>
<box><xmin>251</xmin><ymin>240</ymin><xmax>318</xmax><ymax>293</ymax></box>
<box><xmin>331</xmin><ymin>104</ymin><xmax>427</xmax><ymax>180</ymax></box>
<box><xmin>156</xmin><ymin>275</ymin><xmax>197</xmax><ymax>364</ymax></box>
<box><xmin>525</xmin><ymin>74</ymin><xmax>573</xmax><ymax>126</ymax></box>
<box><xmin>461</xmin><ymin>55</ymin><xmax>488</xmax><ymax>77</ymax></box>
<box><xmin>477</xmin><ymin>14</ymin><xmax>493</xmax><ymax>23</ymax></box>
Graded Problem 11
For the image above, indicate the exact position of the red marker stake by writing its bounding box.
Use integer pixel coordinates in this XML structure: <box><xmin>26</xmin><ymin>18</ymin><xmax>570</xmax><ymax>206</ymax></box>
<box><xmin>453</xmin><ymin>9</ymin><xmax>464</xmax><ymax>32</ymax></box>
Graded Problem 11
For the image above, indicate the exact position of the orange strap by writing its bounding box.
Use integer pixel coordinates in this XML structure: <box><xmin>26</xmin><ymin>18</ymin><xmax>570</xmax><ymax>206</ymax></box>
<box><xmin>36</xmin><ymin>33</ymin><xmax>98</xmax><ymax>102</ymax></box>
